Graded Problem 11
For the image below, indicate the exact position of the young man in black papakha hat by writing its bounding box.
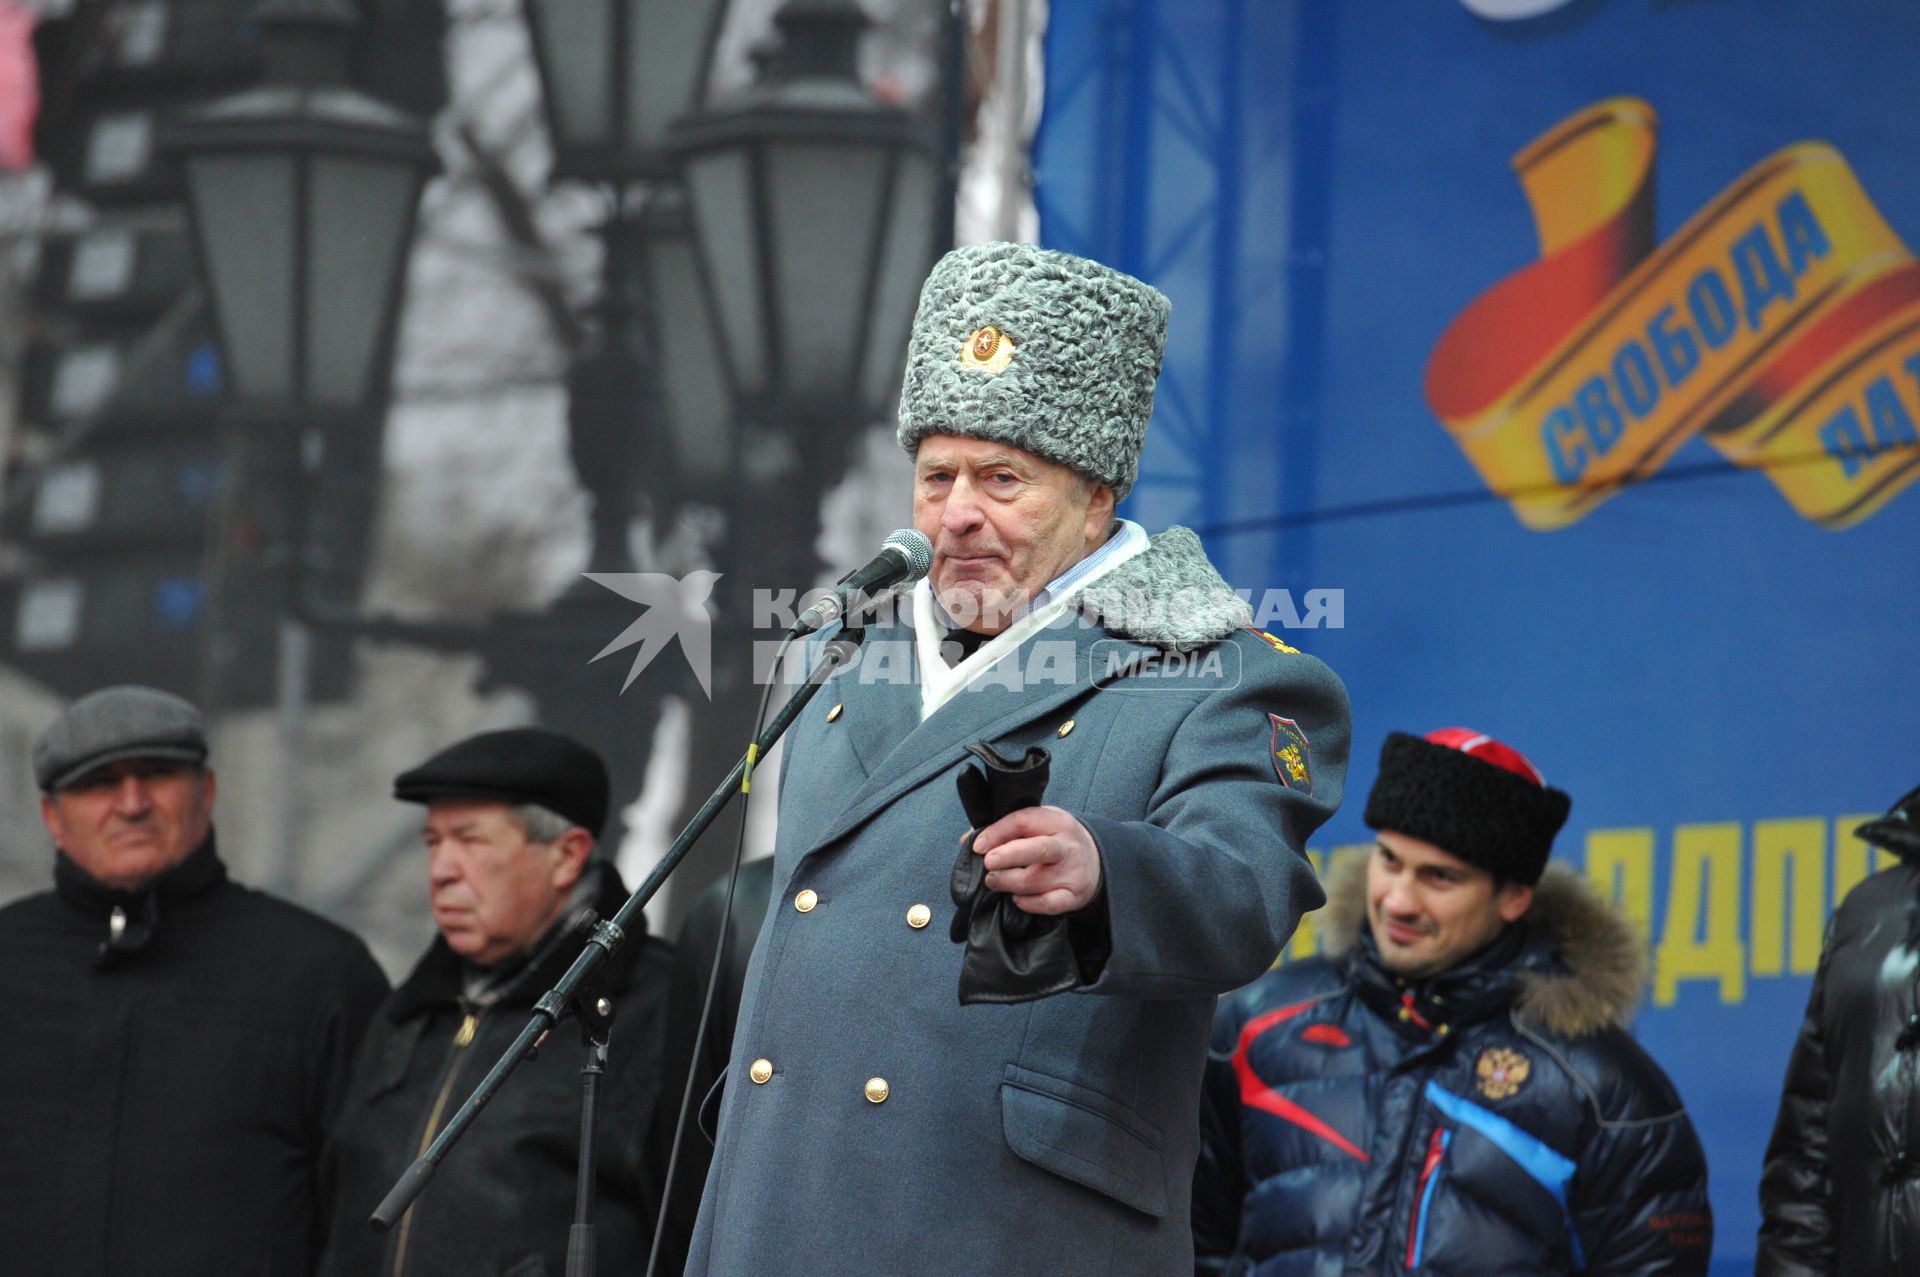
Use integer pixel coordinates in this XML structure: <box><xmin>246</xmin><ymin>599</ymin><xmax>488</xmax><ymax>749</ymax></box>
<box><xmin>317</xmin><ymin>727</ymin><xmax>674</xmax><ymax>1277</ymax></box>
<box><xmin>1195</xmin><ymin>728</ymin><xmax>1713</xmax><ymax>1276</ymax></box>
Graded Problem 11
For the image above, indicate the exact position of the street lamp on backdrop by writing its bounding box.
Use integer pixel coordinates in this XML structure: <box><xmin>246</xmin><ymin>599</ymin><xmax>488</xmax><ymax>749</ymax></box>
<box><xmin>633</xmin><ymin>185</ymin><xmax>735</xmax><ymax>497</ymax></box>
<box><xmin>186</xmin><ymin>0</ymin><xmax>737</xmax><ymax>880</ymax></box>
<box><xmin>171</xmin><ymin>0</ymin><xmax>434</xmax><ymax>574</ymax></box>
<box><xmin>665</xmin><ymin>0</ymin><xmax>941</xmax><ymax>624</ymax></box>
<box><xmin>525</xmin><ymin>0</ymin><xmax>727</xmax><ymax>184</ymax></box>
<box><xmin>166</xmin><ymin>0</ymin><xmax>436</xmax><ymax>888</ymax></box>
<box><xmin>465</xmin><ymin>0</ymin><xmax>734</xmax><ymax>881</ymax></box>
<box><xmin>672</xmin><ymin>0</ymin><xmax>941</xmax><ymax>446</ymax></box>
<box><xmin>173</xmin><ymin>0</ymin><xmax>433</xmax><ymax>417</ymax></box>
<box><xmin>523</xmin><ymin>0</ymin><xmax>732</xmax><ymax>557</ymax></box>
<box><xmin>646</xmin><ymin>0</ymin><xmax>942</xmax><ymax>914</ymax></box>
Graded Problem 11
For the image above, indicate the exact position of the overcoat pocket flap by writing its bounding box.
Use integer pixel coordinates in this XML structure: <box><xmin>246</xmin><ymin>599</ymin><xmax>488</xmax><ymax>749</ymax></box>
<box><xmin>1000</xmin><ymin>1065</ymin><xmax>1167</xmax><ymax>1218</ymax></box>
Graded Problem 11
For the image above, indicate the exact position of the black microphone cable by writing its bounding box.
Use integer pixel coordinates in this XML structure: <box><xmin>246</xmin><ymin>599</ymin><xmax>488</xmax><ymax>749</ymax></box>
<box><xmin>643</xmin><ymin>627</ymin><xmax>796</xmax><ymax>1277</ymax></box>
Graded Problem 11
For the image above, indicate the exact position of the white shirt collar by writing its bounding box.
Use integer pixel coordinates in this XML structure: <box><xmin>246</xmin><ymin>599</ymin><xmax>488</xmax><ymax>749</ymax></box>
<box><xmin>912</xmin><ymin>519</ymin><xmax>1149</xmax><ymax>721</ymax></box>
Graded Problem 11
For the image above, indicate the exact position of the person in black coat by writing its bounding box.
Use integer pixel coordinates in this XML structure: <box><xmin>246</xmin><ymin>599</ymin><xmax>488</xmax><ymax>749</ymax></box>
<box><xmin>1758</xmin><ymin>781</ymin><xmax>1920</xmax><ymax>1277</ymax></box>
<box><xmin>317</xmin><ymin>727</ymin><xmax>674</xmax><ymax>1277</ymax></box>
<box><xmin>0</xmin><ymin>685</ymin><xmax>391</xmax><ymax>1277</ymax></box>
<box><xmin>1195</xmin><ymin>728</ymin><xmax>1712</xmax><ymax>1276</ymax></box>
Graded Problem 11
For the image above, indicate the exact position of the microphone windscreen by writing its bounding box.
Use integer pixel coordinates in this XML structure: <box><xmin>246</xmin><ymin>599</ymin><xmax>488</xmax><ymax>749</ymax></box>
<box><xmin>882</xmin><ymin>528</ymin><xmax>934</xmax><ymax>581</ymax></box>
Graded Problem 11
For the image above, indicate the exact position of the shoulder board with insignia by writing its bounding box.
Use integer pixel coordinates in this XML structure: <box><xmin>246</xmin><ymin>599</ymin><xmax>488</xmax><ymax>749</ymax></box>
<box><xmin>1245</xmin><ymin>627</ymin><xmax>1300</xmax><ymax>655</ymax></box>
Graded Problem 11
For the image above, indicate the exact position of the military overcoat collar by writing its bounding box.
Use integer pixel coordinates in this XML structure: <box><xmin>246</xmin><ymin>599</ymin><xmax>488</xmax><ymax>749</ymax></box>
<box><xmin>801</xmin><ymin>616</ymin><xmax>1155</xmax><ymax>857</ymax></box>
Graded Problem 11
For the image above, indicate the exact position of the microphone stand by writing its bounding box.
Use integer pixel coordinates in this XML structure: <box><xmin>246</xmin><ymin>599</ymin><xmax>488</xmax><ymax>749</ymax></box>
<box><xmin>369</xmin><ymin>627</ymin><xmax>867</xmax><ymax>1274</ymax></box>
<box><xmin>566</xmin><ymin>993</ymin><xmax>612</xmax><ymax>1277</ymax></box>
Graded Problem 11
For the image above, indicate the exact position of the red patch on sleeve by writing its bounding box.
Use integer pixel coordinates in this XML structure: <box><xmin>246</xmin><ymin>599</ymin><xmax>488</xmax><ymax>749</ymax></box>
<box><xmin>1300</xmin><ymin>1023</ymin><xmax>1351</xmax><ymax>1048</ymax></box>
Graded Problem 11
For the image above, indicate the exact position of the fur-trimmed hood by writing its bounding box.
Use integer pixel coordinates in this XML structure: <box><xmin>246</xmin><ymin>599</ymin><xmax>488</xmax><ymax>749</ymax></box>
<box><xmin>1316</xmin><ymin>854</ymin><xmax>1649</xmax><ymax>1038</ymax></box>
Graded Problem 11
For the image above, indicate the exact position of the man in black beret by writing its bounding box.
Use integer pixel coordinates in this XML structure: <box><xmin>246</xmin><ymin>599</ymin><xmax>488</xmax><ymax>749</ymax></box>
<box><xmin>317</xmin><ymin>727</ymin><xmax>675</xmax><ymax>1277</ymax></box>
<box><xmin>0</xmin><ymin>685</ymin><xmax>390</xmax><ymax>1277</ymax></box>
<box><xmin>1195</xmin><ymin>727</ymin><xmax>1713</xmax><ymax>1276</ymax></box>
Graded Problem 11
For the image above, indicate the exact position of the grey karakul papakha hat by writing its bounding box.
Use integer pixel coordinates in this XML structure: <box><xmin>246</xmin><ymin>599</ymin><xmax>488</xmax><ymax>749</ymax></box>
<box><xmin>895</xmin><ymin>242</ymin><xmax>1170</xmax><ymax>501</ymax></box>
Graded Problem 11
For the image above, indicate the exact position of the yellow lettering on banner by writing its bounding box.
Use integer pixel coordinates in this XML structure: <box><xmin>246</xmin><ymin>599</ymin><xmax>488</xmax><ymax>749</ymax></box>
<box><xmin>1832</xmin><ymin>813</ymin><xmax>1898</xmax><ymax>906</ymax></box>
<box><xmin>1424</xmin><ymin>95</ymin><xmax>1920</xmax><ymax>530</ymax></box>
<box><xmin>1584</xmin><ymin>828</ymin><xmax>1655</xmax><ymax>941</ymax></box>
<box><xmin>1656</xmin><ymin>823</ymin><xmax>1746</xmax><ymax>1005</ymax></box>
<box><xmin>1288</xmin><ymin>845</ymin><xmax>1371</xmax><ymax>960</ymax></box>
<box><xmin>1751</xmin><ymin>819</ymin><xmax>1826</xmax><ymax>977</ymax></box>
<box><xmin>1287</xmin><ymin>850</ymin><xmax>1327</xmax><ymax>964</ymax></box>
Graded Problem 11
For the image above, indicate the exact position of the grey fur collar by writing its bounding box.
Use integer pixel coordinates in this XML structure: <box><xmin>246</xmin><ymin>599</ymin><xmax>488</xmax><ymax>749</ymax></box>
<box><xmin>1317</xmin><ymin>855</ymin><xmax>1648</xmax><ymax>1039</ymax></box>
<box><xmin>882</xmin><ymin>524</ymin><xmax>1250</xmax><ymax>651</ymax></box>
<box><xmin>1074</xmin><ymin>525</ymin><xmax>1250</xmax><ymax>651</ymax></box>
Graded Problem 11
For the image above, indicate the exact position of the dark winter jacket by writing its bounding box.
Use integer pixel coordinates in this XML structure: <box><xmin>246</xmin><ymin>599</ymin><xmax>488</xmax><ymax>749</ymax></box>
<box><xmin>1757</xmin><ymin>857</ymin><xmax>1920</xmax><ymax>1277</ymax></box>
<box><xmin>0</xmin><ymin>836</ymin><xmax>391</xmax><ymax>1277</ymax></box>
<box><xmin>317</xmin><ymin>860</ymin><xmax>673</xmax><ymax>1277</ymax></box>
<box><xmin>1195</xmin><ymin>858</ymin><xmax>1712</xmax><ymax>1276</ymax></box>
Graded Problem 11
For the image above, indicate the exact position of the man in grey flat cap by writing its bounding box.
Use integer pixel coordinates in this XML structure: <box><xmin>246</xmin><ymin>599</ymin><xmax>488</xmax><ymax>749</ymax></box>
<box><xmin>685</xmin><ymin>243</ymin><xmax>1352</xmax><ymax>1276</ymax></box>
<box><xmin>317</xmin><ymin>727</ymin><xmax>674</xmax><ymax>1277</ymax></box>
<box><xmin>0</xmin><ymin>684</ymin><xmax>390</xmax><ymax>1277</ymax></box>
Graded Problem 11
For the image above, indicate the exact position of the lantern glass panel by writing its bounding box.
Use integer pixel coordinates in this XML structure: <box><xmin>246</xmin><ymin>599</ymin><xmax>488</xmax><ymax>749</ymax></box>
<box><xmin>69</xmin><ymin>230</ymin><xmax>137</xmax><ymax>300</ymax></box>
<box><xmin>860</xmin><ymin>148</ymin><xmax>937</xmax><ymax>414</ymax></box>
<box><xmin>306</xmin><ymin>152</ymin><xmax>422</xmax><ymax>410</ymax></box>
<box><xmin>185</xmin><ymin>151</ymin><xmax>297</xmax><ymax>402</ymax></box>
<box><xmin>684</xmin><ymin>145</ymin><xmax>768</xmax><ymax>397</ymax></box>
<box><xmin>530</xmin><ymin>0</ymin><xmax>613</xmax><ymax>150</ymax></box>
<box><xmin>115</xmin><ymin>0</ymin><xmax>168</xmax><ymax>67</ymax></box>
<box><xmin>50</xmin><ymin>344</ymin><xmax>121</xmax><ymax>419</ymax></box>
<box><xmin>86</xmin><ymin>112</ymin><xmax>153</xmax><ymax>185</ymax></box>
<box><xmin>642</xmin><ymin>225</ymin><xmax>732</xmax><ymax>481</ymax></box>
<box><xmin>16</xmin><ymin>578</ymin><xmax>83</xmax><ymax>652</ymax></box>
<box><xmin>629</xmin><ymin>0</ymin><xmax>718</xmax><ymax>158</ymax></box>
<box><xmin>33</xmin><ymin>460</ymin><xmax>102</xmax><ymax>535</ymax></box>
<box><xmin>766</xmin><ymin>140</ymin><xmax>889</xmax><ymax>404</ymax></box>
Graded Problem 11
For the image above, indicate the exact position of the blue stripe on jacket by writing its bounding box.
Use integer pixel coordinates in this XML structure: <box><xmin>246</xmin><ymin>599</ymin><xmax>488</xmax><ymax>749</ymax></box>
<box><xmin>1424</xmin><ymin>1080</ymin><xmax>1586</xmax><ymax>1268</ymax></box>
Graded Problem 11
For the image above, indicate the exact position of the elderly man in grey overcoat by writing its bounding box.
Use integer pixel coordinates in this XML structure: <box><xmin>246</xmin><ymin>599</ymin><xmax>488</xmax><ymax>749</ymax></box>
<box><xmin>684</xmin><ymin>242</ymin><xmax>1351</xmax><ymax>1276</ymax></box>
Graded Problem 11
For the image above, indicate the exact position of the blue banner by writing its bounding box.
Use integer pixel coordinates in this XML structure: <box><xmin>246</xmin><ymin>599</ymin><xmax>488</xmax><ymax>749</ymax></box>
<box><xmin>1038</xmin><ymin>2</ymin><xmax>1920</xmax><ymax>1270</ymax></box>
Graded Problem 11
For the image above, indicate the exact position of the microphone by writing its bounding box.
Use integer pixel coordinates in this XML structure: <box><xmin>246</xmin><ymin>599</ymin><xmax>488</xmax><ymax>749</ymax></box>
<box><xmin>791</xmin><ymin>529</ymin><xmax>933</xmax><ymax>635</ymax></box>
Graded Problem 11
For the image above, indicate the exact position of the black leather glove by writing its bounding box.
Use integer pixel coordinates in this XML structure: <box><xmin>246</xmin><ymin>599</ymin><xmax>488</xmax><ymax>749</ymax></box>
<box><xmin>948</xmin><ymin>742</ymin><xmax>1091</xmax><ymax>1005</ymax></box>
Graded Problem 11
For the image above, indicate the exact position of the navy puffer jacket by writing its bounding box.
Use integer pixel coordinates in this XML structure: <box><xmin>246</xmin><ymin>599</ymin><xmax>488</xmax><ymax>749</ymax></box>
<box><xmin>1194</xmin><ymin>859</ymin><xmax>1711</xmax><ymax>1276</ymax></box>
